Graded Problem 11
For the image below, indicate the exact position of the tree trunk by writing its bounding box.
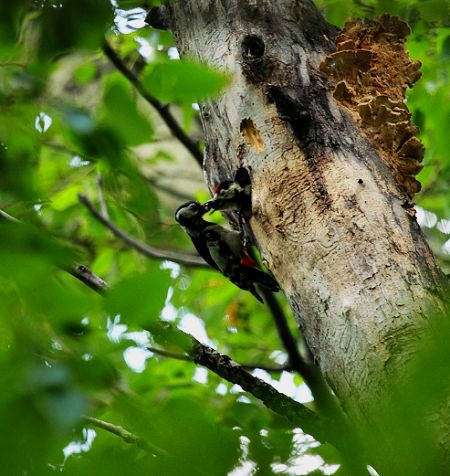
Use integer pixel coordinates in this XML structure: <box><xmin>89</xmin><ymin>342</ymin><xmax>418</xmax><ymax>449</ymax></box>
<box><xmin>165</xmin><ymin>1</ymin><xmax>449</xmax><ymax>473</ymax></box>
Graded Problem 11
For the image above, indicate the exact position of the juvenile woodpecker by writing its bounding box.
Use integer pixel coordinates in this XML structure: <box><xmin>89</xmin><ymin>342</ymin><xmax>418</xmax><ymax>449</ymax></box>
<box><xmin>175</xmin><ymin>200</ymin><xmax>278</xmax><ymax>302</ymax></box>
<box><xmin>204</xmin><ymin>168</ymin><xmax>251</xmax><ymax>214</ymax></box>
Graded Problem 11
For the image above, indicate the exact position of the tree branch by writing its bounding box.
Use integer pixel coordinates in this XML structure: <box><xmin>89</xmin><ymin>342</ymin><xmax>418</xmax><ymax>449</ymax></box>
<box><xmin>78</xmin><ymin>193</ymin><xmax>208</xmax><ymax>268</ymax></box>
<box><xmin>261</xmin><ymin>289</ymin><xmax>305</xmax><ymax>370</ymax></box>
<box><xmin>69</xmin><ymin>264</ymin><xmax>110</xmax><ymax>294</ymax></box>
<box><xmin>188</xmin><ymin>338</ymin><xmax>328</xmax><ymax>440</ymax></box>
<box><xmin>147</xmin><ymin>345</ymin><xmax>290</xmax><ymax>372</ymax></box>
<box><xmin>151</xmin><ymin>328</ymin><xmax>367</xmax><ymax>474</ymax></box>
<box><xmin>83</xmin><ymin>416</ymin><xmax>169</xmax><ymax>456</ymax></box>
<box><xmin>71</xmin><ymin>266</ymin><xmax>330</xmax><ymax>451</ymax></box>
<box><xmin>62</xmin><ymin>253</ymin><xmax>329</xmax><ymax>450</ymax></box>
<box><xmin>190</xmin><ymin>335</ymin><xmax>370</xmax><ymax>475</ymax></box>
<box><xmin>101</xmin><ymin>40</ymin><xmax>204</xmax><ymax>167</ymax></box>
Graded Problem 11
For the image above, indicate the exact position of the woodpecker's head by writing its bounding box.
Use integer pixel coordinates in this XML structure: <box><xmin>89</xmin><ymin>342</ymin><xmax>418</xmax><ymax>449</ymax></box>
<box><xmin>204</xmin><ymin>181</ymin><xmax>243</xmax><ymax>211</ymax></box>
<box><xmin>175</xmin><ymin>201</ymin><xmax>207</xmax><ymax>226</ymax></box>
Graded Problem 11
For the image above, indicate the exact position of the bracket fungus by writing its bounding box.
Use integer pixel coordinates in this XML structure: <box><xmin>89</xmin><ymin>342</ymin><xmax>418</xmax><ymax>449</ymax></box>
<box><xmin>321</xmin><ymin>14</ymin><xmax>424</xmax><ymax>198</ymax></box>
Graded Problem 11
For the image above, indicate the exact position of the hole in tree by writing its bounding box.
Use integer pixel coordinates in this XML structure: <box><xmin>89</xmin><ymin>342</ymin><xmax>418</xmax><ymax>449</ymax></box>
<box><xmin>241</xmin><ymin>35</ymin><xmax>265</xmax><ymax>59</ymax></box>
<box><xmin>235</xmin><ymin>167</ymin><xmax>250</xmax><ymax>188</ymax></box>
<box><xmin>240</xmin><ymin>118</ymin><xmax>265</xmax><ymax>152</ymax></box>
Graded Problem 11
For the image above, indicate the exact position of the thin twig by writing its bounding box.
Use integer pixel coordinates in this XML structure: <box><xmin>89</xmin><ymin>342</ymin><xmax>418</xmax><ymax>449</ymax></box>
<box><xmin>147</xmin><ymin>345</ymin><xmax>290</xmax><ymax>372</ymax></box>
<box><xmin>0</xmin><ymin>208</ymin><xmax>20</xmax><ymax>223</ymax></box>
<box><xmin>146</xmin><ymin>177</ymin><xmax>193</xmax><ymax>202</ymax></box>
<box><xmin>83</xmin><ymin>416</ymin><xmax>169</xmax><ymax>456</ymax></box>
<box><xmin>261</xmin><ymin>289</ymin><xmax>304</xmax><ymax>369</ymax></box>
<box><xmin>69</xmin><ymin>264</ymin><xmax>110</xmax><ymax>294</ymax></box>
<box><xmin>147</xmin><ymin>346</ymin><xmax>191</xmax><ymax>361</ymax></box>
<box><xmin>102</xmin><ymin>40</ymin><xmax>204</xmax><ymax>167</ymax></box>
<box><xmin>78</xmin><ymin>193</ymin><xmax>208</xmax><ymax>268</ymax></box>
<box><xmin>97</xmin><ymin>173</ymin><xmax>110</xmax><ymax>220</ymax></box>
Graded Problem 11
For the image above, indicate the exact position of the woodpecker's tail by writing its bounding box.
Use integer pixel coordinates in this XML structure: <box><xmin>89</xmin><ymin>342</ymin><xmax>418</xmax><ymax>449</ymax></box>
<box><xmin>241</xmin><ymin>266</ymin><xmax>279</xmax><ymax>292</ymax></box>
<box><xmin>249</xmin><ymin>284</ymin><xmax>264</xmax><ymax>303</ymax></box>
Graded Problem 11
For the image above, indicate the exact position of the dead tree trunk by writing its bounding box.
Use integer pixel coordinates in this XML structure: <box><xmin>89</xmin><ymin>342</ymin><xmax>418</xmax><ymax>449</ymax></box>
<box><xmin>163</xmin><ymin>1</ymin><xmax>449</xmax><ymax>473</ymax></box>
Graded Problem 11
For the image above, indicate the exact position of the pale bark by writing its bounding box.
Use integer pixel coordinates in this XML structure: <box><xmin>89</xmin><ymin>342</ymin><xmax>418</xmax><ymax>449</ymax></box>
<box><xmin>164</xmin><ymin>1</ymin><xmax>449</xmax><ymax>473</ymax></box>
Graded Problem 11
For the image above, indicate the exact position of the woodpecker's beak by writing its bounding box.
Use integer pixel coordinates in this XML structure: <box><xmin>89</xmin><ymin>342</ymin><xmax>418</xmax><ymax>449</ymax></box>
<box><xmin>203</xmin><ymin>199</ymin><xmax>215</xmax><ymax>211</ymax></box>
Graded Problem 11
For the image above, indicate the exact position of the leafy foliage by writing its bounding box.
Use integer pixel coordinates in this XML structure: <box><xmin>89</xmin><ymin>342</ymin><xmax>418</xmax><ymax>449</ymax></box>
<box><xmin>0</xmin><ymin>1</ymin><xmax>448</xmax><ymax>475</ymax></box>
<box><xmin>141</xmin><ymin>60</ymin><xmax>231</xmax><ymax>104</ymax></box>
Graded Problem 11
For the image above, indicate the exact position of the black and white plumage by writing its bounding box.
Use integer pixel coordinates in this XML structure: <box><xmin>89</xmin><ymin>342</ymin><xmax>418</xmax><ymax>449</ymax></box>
<box><xmin>175</xmin><ymin>200</ymin><xmax>279</xmax><ymax>302</ymax></box>
<box><xmin>204</xmin><ymin>228</ymin><xmax>279</xmax><ymax>302</ymax></box>
<box><xmin>204</xmin><ymin>168</ymin><xmax>251</xmax><ymax>214</ymax></box>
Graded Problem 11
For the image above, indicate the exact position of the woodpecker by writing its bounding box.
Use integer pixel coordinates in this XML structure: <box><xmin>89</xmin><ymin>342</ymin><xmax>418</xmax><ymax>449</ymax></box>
<box><xmin>175</xmin><ymin>200</ymin><xmax>279</xmax><ymax>302</ymax></box>
<box><xmin>204</xmin><ymin>168</ymin><xmax>251</xmax><ymax>214</ymax></box>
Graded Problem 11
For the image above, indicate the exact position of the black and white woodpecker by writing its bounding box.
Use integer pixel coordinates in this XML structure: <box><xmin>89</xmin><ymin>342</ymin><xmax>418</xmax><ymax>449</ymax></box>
<box><xmin>175</xmin><ymin>200</ymin><xmax>278</xmax><ymax>302</ymax></box>
<box><xmin>204</xmin><ymin>168</ymin><xmax>251</xmax><ymax>214</ymax></box>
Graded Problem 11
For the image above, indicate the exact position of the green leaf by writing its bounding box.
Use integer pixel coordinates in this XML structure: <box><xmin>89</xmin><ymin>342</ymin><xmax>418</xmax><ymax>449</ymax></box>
<box><xmin>141</xmin><ymin>59</ymin><xmax>231</xmax><ymax>104</ymax></box>
<box><xmin>0</xmin><ymin>349</ymin><xmax>87</xmax><ymax>475</ymax></box>
<box><xmin>416</xmin><ymin>0</ymin><xmax>449</xmax><ymax>23</ymax></box>
<box><xmin>116</xmin><ymin>394</ymin><xmax>240</xmax><ymax>476</ymax></box>
<box><xmin>0</xmin><ymin>1</ymin><xmax>28</xmax><ymax>49</ymax></box>
<box><xmin>101</xmin><ymin>74</ymin><xmax>153</xmax><ymax>146</ymax></box>
<box><xmin>60</xmin><ymin>106</ymin><xmax>125</xmax><ymax>164</ymax></box>
<box><xmin>37</xmin><ymin>0</ymin><xmax>113</xmax><ymax>59</ymax></box>
<box><xmin>104</xmin><ymin>265</ymin><xmax>171</xmax><ymax>326</ymax></box>
<box><xmin>0</xmin><ymin>129</ymin><xmax>38</xmax><ymax>202</ymax></box>
<box><xmin>0</xmin><ymin>222</ymin><xmax>77</xmax><ymax>283</ymax></box>
<box><xmin>73</xmin><ymin>63</ymin><xmax>98</xmax><ymax>85</ymax></box>
<box><xmin>51</xmin><ymin>182</ymin><xmax>84</xmax><ymax>211</ymax></box>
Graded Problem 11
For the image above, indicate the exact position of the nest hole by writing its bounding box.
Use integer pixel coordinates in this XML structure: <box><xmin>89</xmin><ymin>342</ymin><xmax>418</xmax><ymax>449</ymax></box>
<box><xmin>241</xmin><ymin>35</ymin><xmax>265</xmax><ymax>59</ymax></box>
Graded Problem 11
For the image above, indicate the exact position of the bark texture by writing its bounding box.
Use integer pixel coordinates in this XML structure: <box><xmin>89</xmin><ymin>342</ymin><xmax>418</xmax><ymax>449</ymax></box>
<box><xmin>166</xmin><ymin>1</ymin><xmax>449</xmax><ymax>473</ymax></box>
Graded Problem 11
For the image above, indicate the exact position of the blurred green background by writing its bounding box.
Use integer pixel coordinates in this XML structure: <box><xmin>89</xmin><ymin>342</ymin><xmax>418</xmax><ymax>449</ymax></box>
<box><xmin>0</xmin><ymin>1</ymin><xmax>448</xmax><ymax>475</ymax></box>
